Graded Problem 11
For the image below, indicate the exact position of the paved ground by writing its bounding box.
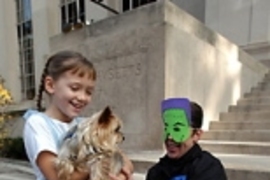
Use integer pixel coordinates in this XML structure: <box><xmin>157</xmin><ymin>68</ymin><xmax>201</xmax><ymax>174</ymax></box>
<box><xmin>0</xmin><ymin>159</ymin><xmax>34</xmax><ymax>180</ymax></box>
<box><xmin>0</xmin><ymin>158</ymin><xmax>145</xmax><ymax>180</ymax></box>
<box><xmin>2</xmin><ymin>152</ymin><xmax>270</xmax><ymax>180</ymax></box>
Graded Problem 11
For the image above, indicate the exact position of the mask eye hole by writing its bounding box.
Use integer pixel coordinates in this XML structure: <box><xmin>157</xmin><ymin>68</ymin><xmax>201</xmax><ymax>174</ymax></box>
<box><xmin>173</xmin><ymin>127</ymin><xmax>180</xmax><ymax>132</ymax></box>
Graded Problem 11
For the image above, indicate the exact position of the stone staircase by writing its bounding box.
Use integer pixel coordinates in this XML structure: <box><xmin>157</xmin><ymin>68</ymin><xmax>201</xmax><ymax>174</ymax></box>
<box><xmin>130</xmin><ymin>72</ymin><xmax>270</xmax><ymax>180</ymax></box>
<box><xmin>201</xmin><ymin>72</ymin><xmax>270</xmax><ymax>156</ymax></box>
<box><xmin>199</xmin><ymin>72</ymin><xmax>270</xmax><ymax>179</ymax></box>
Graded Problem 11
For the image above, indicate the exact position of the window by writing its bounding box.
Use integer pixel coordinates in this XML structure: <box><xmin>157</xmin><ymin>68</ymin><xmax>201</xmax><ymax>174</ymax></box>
<box><xmin>15</xmin><ymin>0</ymin><xmax>35</xmax><ymax>100</ymax></box>
<box><xmin>60</xmin><ymin>0</ymin><xmax>85</xmax><ymax>33</ymax></box>
<box><xmin>123</xmin><ymin>0</ymin><xmax>156</xmax><ymax>12</ymax></box>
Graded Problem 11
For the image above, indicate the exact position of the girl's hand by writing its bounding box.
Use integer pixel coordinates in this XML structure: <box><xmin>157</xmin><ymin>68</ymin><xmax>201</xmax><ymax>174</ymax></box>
<box><xmin>121</xmin><ymin>166</ymin><xmax>133</xmax><ymax>180</ymax></box>
<box><xmin>110</xmin><ymin>151</ymin><xmax>134</xmax><ymax>180</ymax></box>
<box><xmin>37</xmin><ymin>151</ymin><xmax>89</xmax><ymax>180</ymax></box>
<box><xmin>109</xmin><ymin>173</ymin><xmax>126</xmax><ymax>180</ymax></box>
<box><xmin>109</xmin><ymin>163</ymin><xmax>133</xmax><ymax>180</ymax></box>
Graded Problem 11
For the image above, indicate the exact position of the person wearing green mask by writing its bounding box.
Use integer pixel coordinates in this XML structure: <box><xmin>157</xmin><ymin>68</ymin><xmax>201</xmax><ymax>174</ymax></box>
<box><xmin>146</xmin><ymin>98</ymin><xmax>227</xmax><ymax>180</ymax></box>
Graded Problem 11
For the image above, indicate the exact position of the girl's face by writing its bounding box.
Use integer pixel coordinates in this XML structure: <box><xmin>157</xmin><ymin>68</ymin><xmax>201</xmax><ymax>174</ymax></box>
<box><xmin>45</xmin><ymin>70</ymin><xmax>95</xmax><ymax>122</ymax></box>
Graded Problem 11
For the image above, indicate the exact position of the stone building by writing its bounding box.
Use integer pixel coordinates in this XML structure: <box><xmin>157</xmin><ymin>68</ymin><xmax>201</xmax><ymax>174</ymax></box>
<box><xmin>1</xmin><ymin>1</ymin><xmax>270</xmax><ymax>179</ymax></box>
<box><xmin>1</xmin><ymin>0</ymin><xmax>270</xmax><ymax>111</ymax></box>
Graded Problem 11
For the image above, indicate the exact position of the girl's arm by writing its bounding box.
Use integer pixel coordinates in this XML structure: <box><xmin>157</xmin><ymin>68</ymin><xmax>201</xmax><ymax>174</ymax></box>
<box><xmin>110</xmin><ymin>152</ymin><xmax>134</xmax><ymax>180</ymax></box>
<box><xmin>37</xmin><ymin>151</ymin><xmax>89</xmax><ymax>180</ymax></box>
<box><xmin>122</xmin><ymin>152</ymin><xmax>134</xmax><ymax>177</ymax></box>
<box><xmin>38</xmin><ymin>151</ymin><xmax>134</xmax><ymax>180</ymax></box>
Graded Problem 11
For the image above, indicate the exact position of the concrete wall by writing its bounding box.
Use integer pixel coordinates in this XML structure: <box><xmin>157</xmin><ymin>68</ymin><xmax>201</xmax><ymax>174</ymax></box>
<box><xmin>164</xmin><ymin>1</ymin><xmax>268</xmax><ymax>129</ymax></box>
<box><xmin>32</xmin><ymin>0</ymin><xmax>121</xmax><ymax>100</ymax></box>
<box><xmin>0</xmin><ymin>0</ymin><xmax>60</xmax><ymax>107</ymax></box>
<box><xmin>49</xmin><ymin>1</ymin><xmax>268</xmax><ymax>151</ymax></box>
<box><xmin>172</xmin><ymin>0</ymin><xmax>205</xmax><ymax>22</ymax></box>
<box><xmin>0</xmin><ymin>1</ymin><xmax>21</xmax><ymax>102</ymax></box>
<box><xmin>50</xmin><ymin>3</ymin><xmax>166</xmax><ymax>151</ymax></box>
<box><xmin>0</xmin><ymin>0</ymin><xmax>148</xmax><ymax>116</ymax></box>
<box><xmin>205</xmin><ymin>0</ymin><xmax>270</xmax><ymax>46</ymax></box>
<box><xmin>31</xmin><ymin>1</ymin><xmax>52</xmax><ymax>97</ymax></box>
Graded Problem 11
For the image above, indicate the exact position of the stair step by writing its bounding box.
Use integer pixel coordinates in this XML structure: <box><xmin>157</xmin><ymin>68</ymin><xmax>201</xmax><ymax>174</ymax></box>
<box><xmin>257</xmin><ymin>82</ymin><xmax>270</xmax><ymax>89</ymax></box>
<box><xmin>0</xmin><ymin>174</ymin><xmax>34</xmax><ymax>180</ymax></box>
<box><xmin>238</xmin><ymin>97</ymin><xmax>270</xmax><ymax>105</ymax></box>
<box><xmin>244</xmin><ymin>91</ymin><xmax>270</xmax><ymax>98</ymax></box>
<box><xmin>133</xmin><ymin>173</ymin><xmax>145</xmax><ymax>180</ymax></box>
<box><xmin>209</xmin><ymin>121</ymin><xmax>270</xmax><ymax>130</ymax></box>
<box><xmin>229</xmin><ymin>105</ymin><xmax>270</xmax><ymax>112</ymax></box>
<box><xmin>250</xmin><ymin>87</ymin><xmax>270</xmax><ymax>93</ymax></box>
<box><xmin>202</xmin><ymin>130</ymin><xmax>270</xmax><ymax>141</ymax></box>
<box><xmin>222</xmin><ymin>154</ymin><xmax>270</xmax><ymax>180</ymax></box>
<box><xmin>251</xmin><ymin>85</ymin><xmax>270</xmax><ymax>91</ymax></box>
<box><xmin>226</xmin><ymin>168</ymin><xmax>270</xmax><ymax>180</ymax></box>
<box><xmin>200</xmin><ymin>140</ymin><xmax>270</xmax><ymax>155</ymax></box>
<box><xmin>220</xmin><ymin>111</ymin><xmax>270</xmax><ymax>121</ymax></box>
<box><xmin>263</xmin><ymin>73</ymin><xmax>270</xmax><ymax>80</ymax></box>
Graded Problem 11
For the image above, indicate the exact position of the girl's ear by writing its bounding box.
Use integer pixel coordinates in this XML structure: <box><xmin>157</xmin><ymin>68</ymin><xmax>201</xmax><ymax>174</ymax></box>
<box><xmin>44</xmin><ymin>76</ymin><xmax>55</xmax><ymax>94</ymax></box>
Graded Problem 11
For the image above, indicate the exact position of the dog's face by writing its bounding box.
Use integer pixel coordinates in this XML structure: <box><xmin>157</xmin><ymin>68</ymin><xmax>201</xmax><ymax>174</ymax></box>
<box><xmin>56</xmin><ymin>107</ymin><xmax>125</xmax><ymax>180</ymax></box>
<box><xmin>80</xmin><ymin>106</ymin><xmax>124</xmax><ymax>153</ymax></box>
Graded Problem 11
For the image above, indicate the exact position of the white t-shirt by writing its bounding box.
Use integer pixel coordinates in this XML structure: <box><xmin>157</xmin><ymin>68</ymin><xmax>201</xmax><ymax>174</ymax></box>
<box><xmin>23</xmin><ymin>110</ymin><xmax>78</xmax><ymax>180</ymax></box>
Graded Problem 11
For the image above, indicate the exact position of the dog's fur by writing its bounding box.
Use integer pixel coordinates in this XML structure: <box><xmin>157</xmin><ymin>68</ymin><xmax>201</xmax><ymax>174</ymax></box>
<box><xmin>55</xmin><ymin>106</ymin><xmax>124</xmax><ymax>180</ymax></box>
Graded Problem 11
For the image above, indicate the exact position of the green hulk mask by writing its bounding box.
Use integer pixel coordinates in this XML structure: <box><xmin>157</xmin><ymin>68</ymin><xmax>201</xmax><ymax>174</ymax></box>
<box><xmin>162</xmin><ymin>98</ymin><xmax>192</xmax><ymax>143</ymax></box>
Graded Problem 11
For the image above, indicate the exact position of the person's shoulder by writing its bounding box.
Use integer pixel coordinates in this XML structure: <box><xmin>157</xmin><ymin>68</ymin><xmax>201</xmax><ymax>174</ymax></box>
<box><xmin>24</xmin><ymin>110</ymin><xmax>48</xmax><ymax>127</ymax></box>
<box><xmin>200</xmin><ymin>150</ymin><xmax>223</xmax><ymax>165</ymax></box>
<box><xmin>146</xmin><ymin>155</ymin><xmax>177</xmax><ymax>180</ymax></box>
<box><xmin>191</xmin><ymin>148</ymin><xmax>227</xmax><ymax>179</ymax></box>
<box><xmin>192</xmin><ymin>148</ymin><xmax>224</xmax><ymax>168</ymax></box>
<box><xmin>148</xmin><ymin>162</ymin><xmax>160</xmax><ymax>172</ymax></box>
<box><xmin>190</xmin><ymin>144</ymin><xmax>225</xmax><ymax>170</ymax></box>
<box><xmin>146</xmin><ymin>156</ymin><xmax>165</xmax><ymax>175</ymax></box>
<box><xmin>146</xmin><ymin>160</ymin><xmax>163</xmax><ymax>180</ymax></box>
<box><xmin>192</xmin><ymin>147</ymin><xmax>226</xmax><ymax>172</ymax></box>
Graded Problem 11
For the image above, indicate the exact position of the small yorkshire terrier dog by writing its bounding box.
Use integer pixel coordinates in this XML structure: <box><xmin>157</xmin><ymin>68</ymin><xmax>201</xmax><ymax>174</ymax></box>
<box><xmin>55</xmin><ymin>106</ymin><xmax>125</xmax><ymax>180</ymax></box>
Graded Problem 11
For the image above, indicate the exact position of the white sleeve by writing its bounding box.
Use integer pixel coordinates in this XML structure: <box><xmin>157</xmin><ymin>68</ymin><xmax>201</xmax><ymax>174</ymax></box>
<box><xmin>23</xmin><ymin>114</ymin><xmax>58</xmax><ymax>165</ymax></box>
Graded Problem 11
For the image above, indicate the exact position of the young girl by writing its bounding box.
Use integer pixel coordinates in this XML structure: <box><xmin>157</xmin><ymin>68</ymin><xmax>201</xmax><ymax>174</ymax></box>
<box><xmin>23</xmin><ymin>50</ymin><xmax>133</xmax><ymax>180</ymax></box>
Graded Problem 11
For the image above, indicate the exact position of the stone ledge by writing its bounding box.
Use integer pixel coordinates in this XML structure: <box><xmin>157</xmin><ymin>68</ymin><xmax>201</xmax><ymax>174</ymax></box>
<box><xmin>241</xmin><ymin>42</ymin><xmax>270</xmax><ymax>54</ymax></box>
<box><xmin>1</xmin><ymin>100</ymin><xmax>35</xmax><ymax>113</ymax></box>
<box><xmin>0</xmin><ymin>158</ymin><xmax>33</xmax><ymax>175</ymax></box>
<box><xmin>128</xmin><ymin>151</ymin><xmax>270</xmax><ymax>174</ymax></box>
<box><xmin>0</xmin><ymin>158</ymin><xmax>31</xmax><ymax>167</ymax></box>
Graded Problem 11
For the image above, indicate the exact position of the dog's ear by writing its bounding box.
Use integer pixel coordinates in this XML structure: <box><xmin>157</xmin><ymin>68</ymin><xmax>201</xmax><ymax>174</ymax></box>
<box><xmin>98</xmin><ymin>106</ymin><xmax>112</xmax><ymax>125</ymax></box>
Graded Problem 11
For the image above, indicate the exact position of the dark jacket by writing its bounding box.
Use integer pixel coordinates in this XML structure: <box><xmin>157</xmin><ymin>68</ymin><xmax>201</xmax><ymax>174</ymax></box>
<box><xmin>146</xmin><ymin>144</ymin><xmax>227</xmax><ymax>180</ymax></box>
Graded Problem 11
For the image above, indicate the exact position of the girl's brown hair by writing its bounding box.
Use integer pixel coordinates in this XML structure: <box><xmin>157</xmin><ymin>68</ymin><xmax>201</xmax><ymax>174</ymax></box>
<box><xmin>37</xmin><ymin>50</ymin><xmax>96</xmax><ymax>111</ymax></box>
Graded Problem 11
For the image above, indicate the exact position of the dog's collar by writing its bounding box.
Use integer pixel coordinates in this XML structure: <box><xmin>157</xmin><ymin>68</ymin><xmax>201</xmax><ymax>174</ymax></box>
<box><xmin>63</xmin><ymin>125</ymin><xmax>77</xmax><ymax>140</ymax></box>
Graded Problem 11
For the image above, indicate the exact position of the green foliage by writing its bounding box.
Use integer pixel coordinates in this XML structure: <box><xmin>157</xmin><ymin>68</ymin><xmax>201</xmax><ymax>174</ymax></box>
<box><xmin>0</xmin><ymin>77</ymin><xmax>13</xmax><ymax>137</ymax></box>
<box><xmin>0</xmin><ymin>137</ymin><xmax>28</xmax><ymax>160</ymax></box>
<box><xmin>0</xmin><ymin>76</ymin><xmax>22</xmax><ymax>159</ymax></box>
